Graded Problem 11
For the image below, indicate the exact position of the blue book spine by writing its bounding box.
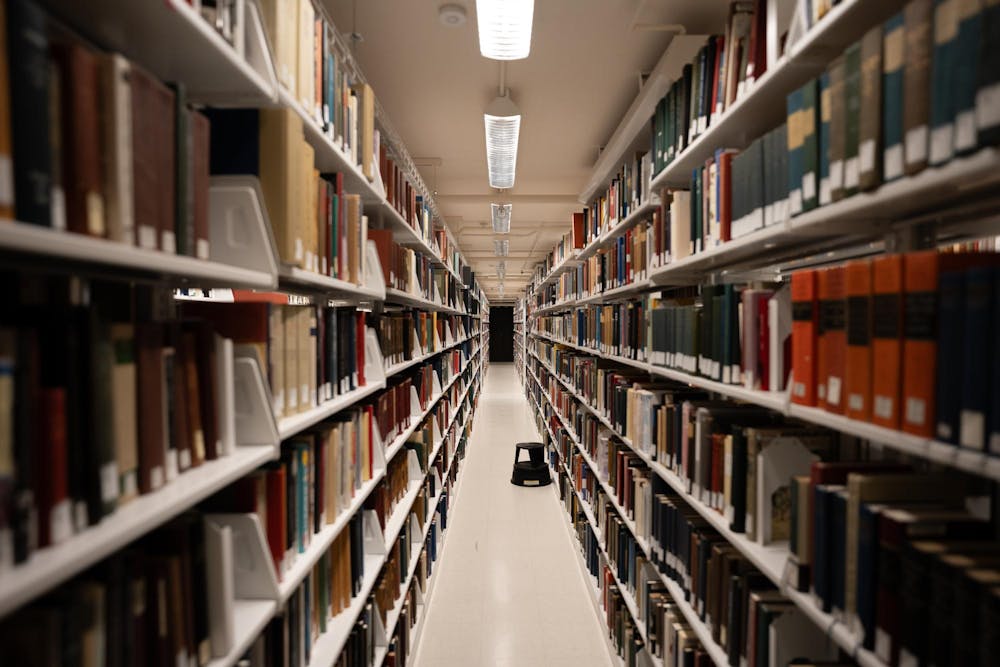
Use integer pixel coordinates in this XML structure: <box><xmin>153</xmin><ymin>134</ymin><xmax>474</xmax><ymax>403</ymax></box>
<box><xmin>813</xmin><ymin>485</ymin><xmax>831</xmax><ymax>610</ymax></box>
<box><xmin>960</xmin><ymin>266</ymin><xmax>994</xmax><ymax>449</ymax></box>
<box><xmin>883</xmin><ymin>13</ymin><xmax>906</xmax><ymax>181</ymax></box>
<box><xmin>831</xmin><ymin>490</ymin><xmax>849</xmax><ymax>615</ymax></box>
<box><xmin>953</xmin><ymin>0</ymin><xmax>983</xmax><ymax>154</ymax></box>
<box><xmin>935</xmin><ymin>269</ymin><xmax>966</xmax><ymax>443</ymax></box>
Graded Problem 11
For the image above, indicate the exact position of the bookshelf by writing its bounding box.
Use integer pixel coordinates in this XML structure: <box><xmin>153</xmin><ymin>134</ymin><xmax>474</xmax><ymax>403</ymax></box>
<box><xmin>521</xmin><ymin>2</ymin><xmax>1000</xmax><ymax>664</ymax></box>
<box><xmin>0</xmin><ymin>3</ymin><xmax>490</xmax><ymax>667</ymax></box>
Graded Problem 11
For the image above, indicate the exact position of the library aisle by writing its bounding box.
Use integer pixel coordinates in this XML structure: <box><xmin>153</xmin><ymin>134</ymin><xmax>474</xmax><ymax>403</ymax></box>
<box><xmin>414</xmin><ymin>364</ymin><xmax>611</xmax><ymax>667</ymax></box>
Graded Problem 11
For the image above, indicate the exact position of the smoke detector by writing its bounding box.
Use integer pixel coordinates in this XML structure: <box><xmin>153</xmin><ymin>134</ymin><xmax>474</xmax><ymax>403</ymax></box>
<box><xmin>439</xmin><ymin>4</ymin><xmax>467</xmax><ymax>27</ymax></box>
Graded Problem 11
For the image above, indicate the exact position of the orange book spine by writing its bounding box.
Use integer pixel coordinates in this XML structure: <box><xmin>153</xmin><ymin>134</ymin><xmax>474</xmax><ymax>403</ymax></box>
<box><xmin>901</xmin><ymin>251</ymin><xmax>940</xmax><ymax>436</ymax></box>
<box><xmin>791</xmin><ymin>269</ymin><xmax>818</xmax><ymax>406</ymax></box>
<box><xmin>845</xmin><ymin>259</ymin><xmax>873</xmax><ymax>421</ymax></box>
<box><xmin>816</xmin><ymin>268</ymin><xmax>831</xmax><ymax>410</ymax></box>
<box><xmin>823</xmin><ymin>266</ymin><xmax>847</xmax><ymax>414</ymax></box>
<box><xmin>871</xmin><ymin>255</ymin><xmax>904</xmax><ymax>429</ymax></box>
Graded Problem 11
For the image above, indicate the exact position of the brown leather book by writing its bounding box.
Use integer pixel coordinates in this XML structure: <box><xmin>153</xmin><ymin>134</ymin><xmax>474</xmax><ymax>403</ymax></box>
<box><xmin>367</xmin><ymin>229</ymin><xmax>395</xmax><ymax>287</ymax></box>
<box><xmin>166</xmin><ymin>323</ymin><xmax>192</xmax><ymax>477</ymax></box>
<box><xmin>131</xmin><ymin>65</ymin><xmax>167</xmax><ymax>250</ymax></box>
<box><xmin>345</xmin><ymin>194</ymin><xmax>361</xmax><ymax>285</ymax></box>
<box><xmin>902</xmin><ymin>0</ymin><xmax>933</xmax><ymax>175</ymax></box>
<box><xmin>191</xmin><ymin>110</ymin><xmax>210</xmax><ymax>259</ymax></box>
<box><xmin>858</xmin><ymin>25</ymin><xmax>883</xmax><ymax>191</ymax></box>
<box><xmin>136</xmin><ymin>323</ymin><xmax>166</xmax><ymax>494</ymax></box>
<box><xmin>53</xmin><ymin>41</ymin><xmax>105</xmax><ymax>237</ymax></box>
<box><xmin>0</xmin><ymin>0</ymin><xmax>11</xmax><ymax>220</ymax></box>
<box><xmin>154</xmin><ymin>78</ymin><xmax>176</xmax><ymax>253</ymax></box>
<box><xmin>827</xmin><ymin>55</ymin><xmax>847</xmax><ymax>202</ymax></box>
<box><xmin>181</xmin><ymin>332</ymin><xmax>205</xmax><ymax>468</ymax></box>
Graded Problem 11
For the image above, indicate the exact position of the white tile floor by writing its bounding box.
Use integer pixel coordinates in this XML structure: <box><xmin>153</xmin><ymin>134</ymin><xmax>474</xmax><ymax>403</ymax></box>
<box><xmin>413</xmin><ymin>363</ymin><xmax>613</xmax><ymax>667</ymax></box>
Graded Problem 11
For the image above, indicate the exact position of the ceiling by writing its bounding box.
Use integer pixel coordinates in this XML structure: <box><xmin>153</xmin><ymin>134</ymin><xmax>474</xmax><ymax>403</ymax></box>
<box><xmin>325</xmin><ymin>0</ymin><xmax>728</xmax><ymax>302</ymax></box>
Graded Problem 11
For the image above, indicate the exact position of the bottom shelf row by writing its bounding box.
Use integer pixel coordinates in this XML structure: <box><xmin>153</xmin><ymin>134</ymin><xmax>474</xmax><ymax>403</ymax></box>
<box><xmin>0</xmin><ymin>376</ymin><xmax>482</xmax><ymax>667</ymax></box>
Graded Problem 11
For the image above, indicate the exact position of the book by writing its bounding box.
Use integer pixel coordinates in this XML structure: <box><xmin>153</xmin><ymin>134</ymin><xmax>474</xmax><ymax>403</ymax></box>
<box><xmin>791</xmin><ymin>270</ymin><xmax>818</xmax><ymax>406</ymax></box>
<box><xmin>858</xmin><ymin>25</ymin><xmax>883</xmax><ymax>191</ymax></box>
<box><xmin>827</xmin><ymin>54</ymin><xmax>847</xmax><ymax>201</ymax></box>
<box><xmin>842</xmin><ymin>42</ymin><xmax>862</xmax><ymax>197</ymax></box>
<box><xmin>99</xmin><ymin>53</ymin><xmax>135</xmax><ymax>245</ymax></box>
<box><xmin>882</xmin><ymin>12</ymin><xmax>906</xmax><ymax>182</ymax></box>
<box><xmin>871</xmin><ymin>254</ymin><xmax>904</xmax><ymax>429</ymax></box>
<box><xmin>929</xmin><ymin>0</ymin><xmax>958</xmax><ymax>166</ymax></box>
<box><xmin>977</xmin><ymin>0</ymin><xmax>1000</xmax><ymax>146</ymax></box>
<box><xmin>903</xmin><ymin>0</ymin><xmax>933</xmax><ymax>175</ymax></box>
<box><xmin>844</xmin><ymin>259</ymin><xmax>873</xmax><ymax>422</ymax></box>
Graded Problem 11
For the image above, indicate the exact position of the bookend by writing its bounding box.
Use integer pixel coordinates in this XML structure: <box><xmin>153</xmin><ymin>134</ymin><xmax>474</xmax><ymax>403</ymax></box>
<box><xmin>431</xmin><ymin>370</ymin><xmax>443</xmax><ymax>398</ymax></box>
<box><xmin>364</xmin><ymin>240</ymin><xmax>388</xmax><ymax>301</ymax></box>
<box><xmin>364</xmin><ymin>327</ymin><xmax>387</xmax><ymax>386</ymax></box>
<box><xmin>433</xmin><ymin>325</ymin><xmax>442</xmax><ymax>351</ymax></box>
<box><xmin>370</xmin><ymin>429</ymin><xmax>388</xmax><ymax>475</ymax></box>
<box><xmin>431</xmin><ymin>416</ymin><xmax>442</xmax><ymax>448</ymax></box>
<box><xmin>407</xmin><ymin>449</ymin><xmax>424</xmax><ymax>479</ymax></box>
<box><xmin>362</xmin><ymin>509</ymin><xmax>386</xmax><ymax>556</ymax></box>
<box><xmin>232</xmin><ymin>349</ymin><xmax>281</xmax><ymax>453</ymax></box>
<box><xmin>209</xmin><ymin>176</ymin><xmax>280</xmax><ymax>283</ymax></box>
<box><xmin>409</xmin><ymin>385</ymin><xmax>423</xmax><ymax>418</ymax></box>
<box><xmin>240</xmin><ymin>0</ymin><xmax>280</xmax><ymax>104</ymax></box>
<box><xmin>204</xmin><ymin>519</ymin><xmax>235</xmax><ymax>657</ymax></box>
<box><xmin>204</xmin><ymin>513</ymin><xmax>281</xmax><ymax>600</ymax></box>
<box><xmin>411</xmin><ymin>322</ymin><xmax>424</xmax><ymax>360</ymax></box>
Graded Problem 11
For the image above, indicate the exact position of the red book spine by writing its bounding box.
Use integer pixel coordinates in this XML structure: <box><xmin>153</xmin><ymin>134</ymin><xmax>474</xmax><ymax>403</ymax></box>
<box><xmin>823</xmin><ymin>266</ymin><xmax>848</xmax><ymax>414</ymax></box>
<box><xmin>36</xmin><ymin>387</ymin><xmax>68</xmax><ymax>548</ymax></box>
<box><xmin>266</xmin><ymin>466</ymin><xmax>286</xmax><ymax>574</ymax></box>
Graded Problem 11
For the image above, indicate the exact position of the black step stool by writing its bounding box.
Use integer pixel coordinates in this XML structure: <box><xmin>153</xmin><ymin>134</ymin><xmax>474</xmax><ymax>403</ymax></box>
<box><xmin>511</xmin><ymin>442</ymin><xmax>551</xmax><ymax>487</ymax></box>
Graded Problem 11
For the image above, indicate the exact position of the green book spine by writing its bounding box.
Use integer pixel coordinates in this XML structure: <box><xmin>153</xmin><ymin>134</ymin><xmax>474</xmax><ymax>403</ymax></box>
<box><xmin>976</xmin><ymin>0</ymin><xmax>1000</xmax><ymax>145</ymax></box>
<box><xmin>883</xmin><ymin>13</ymin><xmax>906</xmax><ymax>181</ymax></box>
<box><xmin>952</xmin><ymin>0</ymin><xmax>984</xmax><ymax>154</ymax></box>
<box><xmin>843</xmin><ymin>43</ymin><xmax>862</xmax><ymax>197</ymax></box>
<box><xmin>680</xmin><ymin>63</ymin><xmax>692</xmax><ymax>154</ymax></box>
<box><xmin>859</xmin><ymin>25</ymin><xmax>884</xmax><ymax>191</ymax></box>
<box><xmin>929</xmin><ymin>0</ymin><xmax>958</xmax><ymax>165</ymax></box>
<box><xmin>786</xmin><ymin>87</ymin><xmax>804</xmax><ymax>216</ymax></box>
<box><xmin>666</xmin><ymin>86</ymin><xmax>675</xmax><ymax>165</ymax></box>
<box><xmin>801</xmin><ymin>80</ymin><xmax>819</xmax><ymax>211</ymax></box>
<box><xmin>828</xmin><ymin>55</ymin><xmax>848</xmax><ymax>200</ymax></box>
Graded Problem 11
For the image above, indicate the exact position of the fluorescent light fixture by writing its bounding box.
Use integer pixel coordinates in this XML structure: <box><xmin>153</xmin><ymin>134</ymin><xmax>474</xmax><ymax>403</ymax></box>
<box><xmin>484</xmin><ymin>94</ymin><xmax>520</xmax><ymax>189</ymax></box>
<box><xmin>491</xmin><ymin>203</ymin><xmax>511</xmax><ymax>233</ymax></box>
<box><xmin>497</xmin><ymin>261</ymin><xmax>506</xmax><ymax>278</ymax></box>
<box><xmin>476</xmin><ymin>0</ymin><xmax>534</xmax><ymax>60</ymax></box>
<box><xmin>494</xmin><ymin>239</ymin><xmax>509</xmax><ymax>256</ymax></box>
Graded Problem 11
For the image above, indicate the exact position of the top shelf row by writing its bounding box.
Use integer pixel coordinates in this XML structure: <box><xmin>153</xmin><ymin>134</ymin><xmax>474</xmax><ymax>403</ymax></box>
<box><xmin>3</xmin><ymin>0</ymin><xmax>474</xmax><ymax>294</ymax></box>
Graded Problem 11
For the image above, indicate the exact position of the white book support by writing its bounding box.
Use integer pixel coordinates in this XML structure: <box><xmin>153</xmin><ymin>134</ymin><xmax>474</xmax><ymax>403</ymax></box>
<box><xmin>364</xmin><ymin>327</ymin><xmax>386</xmax><ymax>386</ymax></box>
<box><xmin>431</xmin><ymin>417</ymin><xmax>442</xmax><ymax>447</ymax></box>
<box><xmin>407</xmin><ymin>450</ymin><xmax>424</xmax><ymax>480</ymax></box>
<box><xmin>432</xmin><ymin>281</ymin><xmax>443</xmax><ymax>307</ymax></box>
<box><xmin>204</xmin><ymin>520</ymin><xmax>235</xmax><ymax>658</ymax></box>
<box><xmin>216</xmin><ymin>336</ymin><xmax>237</xmax><ymax>457</ymax></box>
<box><xmin>241</xmin><ymin>0</ymin><xmax>280</xmax><ymax>100</ymax></box>
<box><xmin>372</xmin><ymin>600</ymin><xmax>389</xmax><ymax>651</ymax></box>
<box><xmin>408</xmin><ymin>515</ymin><xmax>422</xmax><ymax>545</ymax></box>
<box><xmin>205</xmin><ymin>514</ymin><xmax>280</xmax><ymax>600</ymax></box>
<box><xmin>411</xmin><ymin>322</ymin><xmax>423</xmax><ymax>359</ymax></box>
<box><xmin>409</xmin><ymin>385</ymin><xmax>424</xmax><ymax>419</ymax></box>
<box><xmin>431</xmin><ymin>371</ymin><xmax>443</xmax><ymax>398</ymax></box>
<box><xmin>209</xmin><ymin>176</ymin><xmax>280</xmax><ymax>283</ymax></box>
<box><xmin>364</xmin><ymin>240</ymin><xmax>388</xmax><ymax>301</ymax></box>
<box><xmin>408</xmin><ymin>262</ymin><xmax>421</xmax><ymax>296</ymax></box>
<box><xmin>433</xmin><ymin>326</ymin><xmax>442</xmax><ymax>351</ymax></box>
<box><xmin>232</xmin><ymin>350</ymin><xmax>280</xmax><ymax>453</ymax></box>
<box><xmin>371</xmin><ymin>429</ymin><xmax>387</xmax><ymax>474</ymax></box>
<box><xmin>363</xmin><ymin>510</ymin><xmax>386</xmax><ymax>556</ymax></box>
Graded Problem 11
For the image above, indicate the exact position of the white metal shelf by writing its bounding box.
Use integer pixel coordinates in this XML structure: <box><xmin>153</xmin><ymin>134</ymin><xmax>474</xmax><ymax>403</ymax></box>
<box><xmin>384</xmin><ymin>288</ymin><xmax>469</xmax><ymax>315</ymax></box>
<box><xmin>0</xmin><ymin>221</ymin><xmax>277</xmax><ymax>289</ymax></box>
<box><xmin>278</xmin><ymin>380</ymin><xmax>387</xmax><ymax>441</ymax></box>
<box><xmin>278</xmin><ymin>265</ymin><xmax>385</xmax><ymax>301</ymax></box>
<box><xmin>576</xmin><ymin>277</ymin><xmax>654</xmax><ymax>305</ymax></box>
<box><xmin>0</xmin><ymin>444</ymin><xmax>278</xmax><ymax>618</ymax></box>
<box><xmin>649</xmin><ymin>0</ymin><xmax>908</xmax><ymax>190</ymax></box>
<box><xmin>40</xmin><ymin>0</ymin><xmax>277</xmax><ymax>105</ymax></box>
<box><xmin>384</xmin><ymin>335</ymin><xmax>472</xmax><ymax>380</ymax></box>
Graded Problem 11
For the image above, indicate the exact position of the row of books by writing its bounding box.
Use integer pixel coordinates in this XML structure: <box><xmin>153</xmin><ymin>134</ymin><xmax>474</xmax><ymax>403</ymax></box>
<box><xmin>535</xmin><ymin>230</ymin><xmax>577</xmax><ymax>282</ymax></box>
<box><xmin>0</xmin><ymin>277</ymin><xmax>240</xmax><ymax>569</ymax></box>
<box><xmin>259</xmin><ymin>0</ymin><xmax>376</xmax><ymax>183</ymax></box>
<box><xmin>789</xmin><ymin>249</ymin><xmax>1000</xmax><ymax>449</ymax></box>
<box><xmin>370</xmin><ymin>229</ymin><xmax>465</xmax><ymax>307</ymax></box>
<box><xmin>532</xmin><ymin>341</ymin><xmax>1000</xmax><ymax>667</ymax></box>
<box><xmin>376</xmin><ymin>312</ymin><xmax>470</xmax><ymax>369</ymax></box>
<box><xmin>579</xmin><ymin>151</ymin><xmax>654</xmax><ymax>248</ymax></box>
<box><xmin>207</xmin><ymin>107</ymin><xmax>370</xmax><ymax>284</ymax></box>
<box><xmin>650</xmin><ymin>0</ymin><xmax>780</xmax><ymax>177</ymax></box>
<box><xmin>536</xmin><ymin>300</ymin><xmax>648</xmax><ymax>361</ymax></box>
<box><xmin>2</xmin><ymin>1</ymin><xmax>212</xmax><ymax>255</ymax></box>
<box><xmin>0</xmin><ymin>509</ymin><xmax>362</xmax><ymax>667</ymax></box>
<box><xmin>183</xmin><ymin>298</ymin><xmax>369</xmax><ymax>420</ymax></box>
<box><xmin>579</xmin><ymin>221</ymin><xmax>654</xmax><ymax>297</ymax></box>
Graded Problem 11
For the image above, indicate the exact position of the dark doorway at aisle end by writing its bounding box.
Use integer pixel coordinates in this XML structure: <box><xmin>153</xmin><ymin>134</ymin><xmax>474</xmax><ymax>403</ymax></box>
<box><xmin>489</xmin><ymin>306</ymin><xmax>514</xmax><ymax>362</ymax></box>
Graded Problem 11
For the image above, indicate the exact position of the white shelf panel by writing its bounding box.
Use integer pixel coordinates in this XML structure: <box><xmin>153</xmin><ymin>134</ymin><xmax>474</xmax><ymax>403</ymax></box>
<box><xmin>0</xmin><ymin>221</ymin><xmax>276</xmax><ymax>289</ymax></box>
<box><xmin>650</xmin><ymin>0</ymin><xmax>909</xmax><ymax>189</ymax></box>
<box><xmin>278</xmin><ymin>381</ymin><xmax>387</xmax><ymax>441</ymax></box>
<box><xmin>277</xmin><ymin>470</ymin><xmax>386</xmax><ymax>602</ymax></box>
<box><xmin>385</xmin><ymin>288</ymin><xmax>468</xmax><ymax>316</ymax></box>
<box><xmin>534</xmin><ymin>298</ymin><xmax>578</xmax><ymax>315</ymax></box>
<box><xmin>306</xmin><ymin>554</ymin><xmax>385</xmax><ymax>667</ymax></box>
<box><xmin>279</xmin><ymin>265</ymin><xmax>385</xmax><ymax>301</ymax></box>
<box><xmin>40</xmin><ymin>0</ymin><xmax>277</xmax><ymax>105</ymax></box>
<box><xmin>206</xmin><ymin>599</ymin><xmax>278</xmax><ymax>667</ymax></box>
<box><xmin>576</xmin><ymin>277</ymin><xmax>653</xmax><ymax>305</ymax></box>
<box><xmin>0</xmin><ymin>444</ymin><xmax>278</xmax><ymax>618</ymax></box>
